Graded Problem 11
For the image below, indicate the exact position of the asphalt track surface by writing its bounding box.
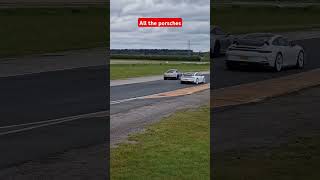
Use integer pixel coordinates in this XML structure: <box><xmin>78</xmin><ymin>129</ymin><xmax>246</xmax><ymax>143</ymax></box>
<box><xmin>0</xmin><ymin>38</ymin><xmax>319</xmax><ymax>169</ymax></box>
<box><xmin>0</xmin><ymin>66</ymin><xmax>109</xmax><ymax>169</ymax></box>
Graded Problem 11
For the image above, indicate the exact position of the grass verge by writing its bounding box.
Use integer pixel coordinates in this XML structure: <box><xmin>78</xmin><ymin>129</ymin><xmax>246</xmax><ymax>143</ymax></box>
<box><xmin>214</xmin><ymin>135</ymin><xmax>320</xmax><ymax>180</ymax></box>
<box><xmin>111</xmin><ymin>106</ymin><xmax>210</xmax><ymax>179</ymax></box>
<box><xmin>212</xmin><ymin>6</ymin><xmax>320</xmax><ymax>33</ymax></box>
<box><xmin>110</xmin><ymin>63</ymin><xmax>209</xmax><ymax>80</ymax></box>
<box><xmin>0</xmin><ymin>7</ymin><xmax>108</xmax><ymax>58</ymax></box>
<box><xmin>111</xmin><ymin>54</ymin><xmax>202</xmax><ymax>61</ymax></box>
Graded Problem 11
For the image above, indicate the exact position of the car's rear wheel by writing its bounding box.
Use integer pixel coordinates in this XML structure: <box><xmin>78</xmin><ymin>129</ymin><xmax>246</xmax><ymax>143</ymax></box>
<box><xmin>296</xmin><ymin>51</ymin><xmax>304</xmax><ymax>69</ymax></box>
<box><xmin>164</xmin><ymin>77</ymin><xmax>167</xmax><ymax>80</ymax></box>
<box><xmin>274</xmin><ymin>53</ymin><xmax>283</xmax><ymax>72</ymax></box>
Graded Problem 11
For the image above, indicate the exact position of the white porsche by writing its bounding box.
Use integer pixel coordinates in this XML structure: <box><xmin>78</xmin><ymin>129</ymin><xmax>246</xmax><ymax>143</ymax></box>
<box><xmin>180</xmin><ymin>72</ymin><xmax>206</xmax><ymax>84</ymax></box>
<box><xmin>226</xmin><ymin>33</ymin><xmax>305</xmax><ymax>72</ymax></box>
<box><xmin>163</xmin><ymin>69</ymin><xmax>182</xmax><ymax>80</ymax></box>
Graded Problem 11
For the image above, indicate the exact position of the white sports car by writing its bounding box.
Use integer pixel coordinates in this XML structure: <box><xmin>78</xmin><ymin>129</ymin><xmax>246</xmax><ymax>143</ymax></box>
<box><xmin>163</xmin><ymin>69</ymin><xmax>182</xmax><ymax>80</ymax></box>
<box><xmin>180</xmin><ymin>72</ymin><xmax>206</xmax><ymax>84</ymax></box>
<box><xmin>226</xmin><ymin>33</ymin><xmax>305</xmax><ymax>72</ymax></box>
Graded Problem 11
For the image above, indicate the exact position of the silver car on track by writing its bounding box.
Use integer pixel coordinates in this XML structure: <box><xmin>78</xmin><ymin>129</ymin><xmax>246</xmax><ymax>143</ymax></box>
<box><xmin>163</xmin><ymin>69</ymin><xmax>182</xmax><ymax>80</ymax></box>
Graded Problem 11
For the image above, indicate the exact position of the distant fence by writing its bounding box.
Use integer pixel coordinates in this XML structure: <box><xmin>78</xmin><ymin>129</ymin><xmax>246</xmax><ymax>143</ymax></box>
<box><xmin>111</xmin><ymin>54</ymin><xmax>202</xmax><ymax>62</ymax></box>
<box><xmin>111</xmin><ymin>49</ymin><xmax>194</xmax><ymax>56</ymax></box>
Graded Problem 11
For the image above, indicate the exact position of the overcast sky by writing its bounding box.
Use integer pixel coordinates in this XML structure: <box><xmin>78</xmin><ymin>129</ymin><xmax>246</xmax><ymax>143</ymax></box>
<box><xmin>110</xmin><ymin>0</ymin><xmax>210</xmax><ymax>52</ymax></box>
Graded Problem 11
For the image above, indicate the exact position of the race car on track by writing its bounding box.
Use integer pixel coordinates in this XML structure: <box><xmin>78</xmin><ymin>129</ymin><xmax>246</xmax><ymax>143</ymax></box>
<box><xmin>225</xmin><ymin>33</ymin><xmax>305</xmax><ymax>72</ymax></box>
<box><xmin>163</xmin><ymin>69</ymin><xmax>182</xmax><ymax>80</ymax></box>
<box><xmin>180</xmin><ymin>72</ymin><xmax>206</xmax><ymax>84</ymax></box>
<box><xmin>211</xmin><ymin>26</ymin><xmax>235</xmax><ymax>57</ymax></box>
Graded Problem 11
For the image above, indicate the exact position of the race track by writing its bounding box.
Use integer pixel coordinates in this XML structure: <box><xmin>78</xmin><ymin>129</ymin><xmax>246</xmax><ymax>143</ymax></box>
<box><xmin>0</xmin><ymin>37</ymin><xmax>319</xmax><ymax>170</ymax></box>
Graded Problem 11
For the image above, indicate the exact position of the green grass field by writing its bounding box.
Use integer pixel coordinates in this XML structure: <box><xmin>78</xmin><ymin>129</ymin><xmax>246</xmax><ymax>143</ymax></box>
<box><xmin>212</xmin><ymin>6</ymin><xmax>320</xmax><ymax>33</ymax></box>
<box><xmin>110</xmin><ymin>63</ymin><xmax>209</xmax><ymax>80</ymax></box>
<box><xmin>110</xmin><ymin>59</ymin><xmax>209</xmax><ymax>64</ymax></box>
<box><xmin>0</xmin><ymin>7</ymin><xmax>108</xmax><ymax>57</ymax></box>
<box><xmin>111</xmin><ymin>106</ymin><xmax>210</xmax><ymax>179</ymax></box>
<box><xmin>111</xmin><ymin>104</ymin><xmax>320</xmax><ymax>179</ymax></box>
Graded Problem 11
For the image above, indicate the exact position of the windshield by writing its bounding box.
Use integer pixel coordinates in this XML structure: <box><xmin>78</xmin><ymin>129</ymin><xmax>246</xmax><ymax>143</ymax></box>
<box><xmin>243</xmin><ymin>34</ymin><xmax>273</xmax><ymax>40</ymax></box>
<box><xmin>166</xmin><ymin>70</ymin><xmax>176</xmax><ymax>73</ymax></box>
<box><xmin>183</xmin><ymin>72</ymin><xmax>195</xmax><ymax>77</ymax></box>
<box><xmin>238</xmin><ymin>34</ymin><xmax>273</xmax><ymax>46</ymax></box>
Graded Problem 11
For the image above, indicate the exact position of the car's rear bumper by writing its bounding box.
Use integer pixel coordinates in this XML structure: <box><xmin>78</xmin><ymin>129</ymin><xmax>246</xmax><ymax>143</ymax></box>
<box><xmin>180</xmin><ymin>78</ymin><xmax>195</xmax><ymax>83</ymax></box>
<box><xmin>226</xmin><ymin>60</ymin><xmax>270</xmax><ymax>67</ymax></box>
<box><xmin>226</xmin><ymin>52</ymin><xmax>274</xmax><ymax>67</ymax></box>
<box><xmin>164</xmin><ymin>75</ymin><xmax>178</xmax><ymax>78</ymax></box>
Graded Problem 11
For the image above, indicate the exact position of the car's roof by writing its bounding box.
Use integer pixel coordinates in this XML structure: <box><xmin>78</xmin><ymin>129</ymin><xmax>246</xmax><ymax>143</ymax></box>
<box><xmin>244</xmin><ymin>33</ymin><xmax>285</xmax><ymax>38</ymax></box>
<box><xmin>241</xmin><ymin>33</ymin><xmax>284</xmax><ymax>42</ymax></box>
<box><xmin>243</xmin><ymin>33</ymin><xmax>275</xmax><ymax>38</ymax></box>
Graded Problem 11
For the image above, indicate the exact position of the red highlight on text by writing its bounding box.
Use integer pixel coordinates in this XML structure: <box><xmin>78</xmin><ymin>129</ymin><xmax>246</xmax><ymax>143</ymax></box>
<box><xmin>138</xmin><ymin>18</ymin><xmax>183</xmax><ymax>28</ymax></box>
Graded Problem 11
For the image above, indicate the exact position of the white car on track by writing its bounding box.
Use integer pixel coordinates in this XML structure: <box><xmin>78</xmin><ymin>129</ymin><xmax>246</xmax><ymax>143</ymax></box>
<box><xmin>163</xmin><ymin>69</ymin><xmax>182</xmax><ymax>80</ymax></box>
<box><xmin>180</xmin><ymin>72</ymin><xmax>206</xmax><ymax>84</ymax></box>
<box><xmin>226</xmin><ymin>33</ymin><xmax>305</xmax><ymax>72</ymax></box>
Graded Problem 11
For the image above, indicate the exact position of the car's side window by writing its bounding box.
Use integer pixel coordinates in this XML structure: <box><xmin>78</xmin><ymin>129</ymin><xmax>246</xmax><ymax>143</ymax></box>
<box><xmin>283</xmin><ymin>38</ymin><xmax>290</xmax><ymax>46</ymax></box>
<box><xmin>279</xmin><ymin>37</ymin><xmax>290</xmax><ymax>46</ymax></box>
<box><xmin>272</xmin><ymin>38</ymin><xmax>280</xmax><ymax>46</ymax></box>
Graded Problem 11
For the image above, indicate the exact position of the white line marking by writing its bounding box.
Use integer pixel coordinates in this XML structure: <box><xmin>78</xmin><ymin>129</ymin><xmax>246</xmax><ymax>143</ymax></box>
<box><xmin>0</xmin><ymin>111</ymin><xmax>108</xmax><ymax>136</ymax></box>
<box><xmin>110</xmin><ymin>97</ymin><xmax>145</xmax><ymax>105</ymax></box>
<box><xmin>0</xmin><ymin>118</ymin><xmax>68</xmax><ymax>129</ymax></box>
